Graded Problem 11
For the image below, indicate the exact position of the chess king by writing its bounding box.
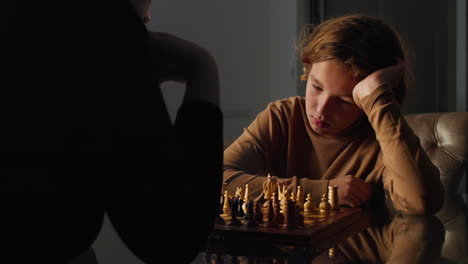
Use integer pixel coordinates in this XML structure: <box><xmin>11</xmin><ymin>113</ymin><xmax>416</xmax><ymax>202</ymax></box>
<box><xmin>262</xmin><ymin>174</ymin><xmax>276</xmax><ymax>207</ymax></box>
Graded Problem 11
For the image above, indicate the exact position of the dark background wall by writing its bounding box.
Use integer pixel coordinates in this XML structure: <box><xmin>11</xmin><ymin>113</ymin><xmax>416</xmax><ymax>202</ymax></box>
<box><xmin>305</xmin><ymin>0</ymin><xmax>467</xmax><ymax>114</ymax></box>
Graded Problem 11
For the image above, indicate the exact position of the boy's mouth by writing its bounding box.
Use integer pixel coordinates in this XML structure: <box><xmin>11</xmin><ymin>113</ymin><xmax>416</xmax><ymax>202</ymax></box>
<box><xmin>313</xmin><ymin>117</ymin><xmax>330</xmax><ymax>128</ymax></box>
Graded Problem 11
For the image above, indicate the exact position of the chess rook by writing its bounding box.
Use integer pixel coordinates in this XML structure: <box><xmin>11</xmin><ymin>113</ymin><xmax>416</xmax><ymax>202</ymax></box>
<box><xmin>328</xmin><ymin>185</ymin><xmax>340</xmax><ymax>211</ymax></box>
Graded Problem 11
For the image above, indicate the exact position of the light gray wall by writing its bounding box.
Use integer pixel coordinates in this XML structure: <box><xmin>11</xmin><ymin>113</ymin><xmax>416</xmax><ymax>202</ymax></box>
<box><xmin>147</xmin><ymin>0</ymin><xmax>305</xmax><ymax>143</ymax></box>
<box><xmin>92</xmin><ymin>215</ymin><xmax>144</xmax><ymax>264</ymax></box>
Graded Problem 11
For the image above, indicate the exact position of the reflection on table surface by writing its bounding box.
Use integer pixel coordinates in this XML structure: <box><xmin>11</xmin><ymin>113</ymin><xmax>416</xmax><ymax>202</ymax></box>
<box><xmin>192</xmin><ymin>204</ymin><xmax>468</xmax><ymax>264</ymax></box>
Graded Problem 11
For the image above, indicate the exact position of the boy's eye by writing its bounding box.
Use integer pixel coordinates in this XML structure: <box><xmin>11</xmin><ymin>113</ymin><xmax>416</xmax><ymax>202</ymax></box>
<box><xmin>313</xmin><ymin>85</ymin><xmax>322</xmax><ymax>91</ymax></box>
<box><xmin>340</xmin><ymin>98</ymin><xmax>354</xmax><ymax>105</ymax></box>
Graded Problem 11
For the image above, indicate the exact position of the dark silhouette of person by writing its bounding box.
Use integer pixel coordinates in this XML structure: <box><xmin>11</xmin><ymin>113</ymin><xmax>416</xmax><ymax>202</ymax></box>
<box><xmin>0</xmin><ymin>0</ymin><xmax>222</xmax><ymax>263</ymax></box>
<box><xmin>104</xmin><ymin>1</ymin><xmax>223</xmax><ymax>263</ymax></box>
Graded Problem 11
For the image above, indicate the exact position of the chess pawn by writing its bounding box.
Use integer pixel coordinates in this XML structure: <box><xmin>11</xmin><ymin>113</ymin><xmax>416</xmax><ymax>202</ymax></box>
<box><xmin>233</xmin><ymin>185</ymin><xmax>244</xmax><ymax>218</ymax></box>
<box><xmin>219</xmin><ymin>194</ymin><xmax>225</xmax><ymax>215</ymax></box>
<box><xmin>234</xmin><ymin>187</ymin><xmax>242</xmax><ymax>198</ymax></box>
<box><xmin>280</xmin><ymin>190</ymin><xmax>289</xmax><ymax>214</ymax></box>
<box><xmin>296</xmin><ymin>186</ymin><xmax>304</xmax><ymax>210</ymax></box>
<box><xmin>221</xmin><ymin>182</ymin><xmax>228</xmax><ymax>192</ymax></box>
<box><xmin>271</xmin><ymin>192</ymin><xmax>277</xmax><ymax>204</ymax></box>
<box><xmin>216</xmin><ymin>213</ymin><xmax>225</xmax><ymax>225</ymax></box>
<box><xmin>243</xmin><ymin>200</ymin><xmax>258</xmax><ymax>227</ymax></box>
<box><xmin>272</xmin><ymin>194</ymin><xmax>283</xmax><ymax>225</ymax></box>
<box><xmin>304</xmin><ymin>194</ymin><xmax>316</xmax><ymax>212</ymax></box>
<box><xmin>222</xmin><ymin>190</ymin><xmax>230</xmax><ymax>216</ymax></box>
<box><xmin>216</xmin><ymin>189</ymin><xmax>225</xmax><ymax>222</ymax></box>
<box><xmin>319</xmin><ymin>194</ymin><xmax>332</xmax><ymax>215</ymax></box>
<box><xmin>219</xmin><ymin>183</ymin><xmax>228</xmax><ymax>212</ymax></box>
<box><xmin>277</xmin><ymin>183</ymin><xmax>283</xmax><ymax>201</ymax></box>
<box><xmin>235</xmin><ymin>186</ymin><xmax>242</xmax><ymax>198</ymax></box>
<box><xmin>263</xmin><ymin>174</ymin><xmax>275</xmax><ymax>200</ymax></box>
<box><xmin>263</xmin><ymin>199</ymin><xmax>277</xmax><ymax>228</ymax></box>
<box><xmin>237</xmin><ymin>197</ymin><xmax>245</xmax><ymax>217</ymax></box>
<box><xmin>263</xmin><ymin>174</ymin><xmax>275</xmax><ymax>208</ymax></box>
<box><xmin>242</xmin><ymin>184</ymin><xmax>250</xmax><ymax>215</ymax></box>
<box><xmin>227</xmin><ymin>197</ymin><xmax>242</xmax><ymax>226</ymax></box>
<box><xmin>295</xmin><ymin>203</ymin><xmax>304</xmax><ymax>227</ymax></box>
<box><xmin>328</xmin><ymin>185</ymin><xmax>340</xmax><ymax>211</ymax></box>
<box><xmin>244</xmin><ymin>184</ymin><xmax>250</xmax><ymax>200</ymax></box>
<box><xmin>283</xmin><ymin>199</ymin><xmax>297</xmax><ymax>229</ymax></box>
<box><xmin>254</xmin><ymin>201</ymin><xmax>264</xmax><ymax>224</ymax></box>
<box><xmin>277</xmin><ymin>182</ymin><xmax>288</xmax><ymax>203</ymax></box>
<box><xmin>281</xmin><ymin>182</ymin><xmax>288</xmax><ymax>197</ymax></box>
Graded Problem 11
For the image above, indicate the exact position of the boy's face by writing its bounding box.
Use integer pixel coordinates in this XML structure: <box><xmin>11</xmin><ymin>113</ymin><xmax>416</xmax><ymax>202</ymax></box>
<box><xmin>305</xmin><ymin>60</ymin><xmax>363</xmax><ymax>137</ymax></box>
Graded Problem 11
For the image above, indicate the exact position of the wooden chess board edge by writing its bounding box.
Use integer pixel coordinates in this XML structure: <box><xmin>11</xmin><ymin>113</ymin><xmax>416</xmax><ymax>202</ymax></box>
<box><xmin>308</xmin><ymin>210</ymin><xmax>371</xmax><ymax>251</ymax></box>
<box><xmin>211</xmin><ymin>207</ymin><xmax>368</xmax><ymax>247</ymax></box>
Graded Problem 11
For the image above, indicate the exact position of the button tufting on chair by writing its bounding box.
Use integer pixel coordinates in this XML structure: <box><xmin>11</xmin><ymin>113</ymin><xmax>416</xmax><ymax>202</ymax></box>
<box><xmin>404</xmin><ymin>112</ymin><xmax>468</xmax><ymax>263</ymax></box>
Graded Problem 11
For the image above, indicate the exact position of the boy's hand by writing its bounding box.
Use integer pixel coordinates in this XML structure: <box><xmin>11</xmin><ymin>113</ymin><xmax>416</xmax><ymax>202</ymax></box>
<box><xmin>329</xmin><ymin>175</ymin><xmax>372</xmax><ymax>207</ymax></box>
<box><xmin>352</xmin><ymin>63</ymin><xmax>404</xmax><ymax>109</ymax></box>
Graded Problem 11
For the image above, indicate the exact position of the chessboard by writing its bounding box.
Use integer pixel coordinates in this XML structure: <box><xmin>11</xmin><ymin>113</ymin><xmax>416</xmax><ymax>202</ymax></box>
<box><xmin>209</xmin><ymin>207</ymin><xmax>370</xmax><ymax>252</ymax></box>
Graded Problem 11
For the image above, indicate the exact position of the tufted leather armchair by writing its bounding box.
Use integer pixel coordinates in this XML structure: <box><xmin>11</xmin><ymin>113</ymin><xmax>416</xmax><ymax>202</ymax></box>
<box><xmin>224</xmin><ymin>112</ymin><xmax>468</xmax><ymax>262</ymax></box>
<box><xmin>405</xmin><ymin>112</ymin><xmax>468</xmax><ymax>263</ymax></box>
